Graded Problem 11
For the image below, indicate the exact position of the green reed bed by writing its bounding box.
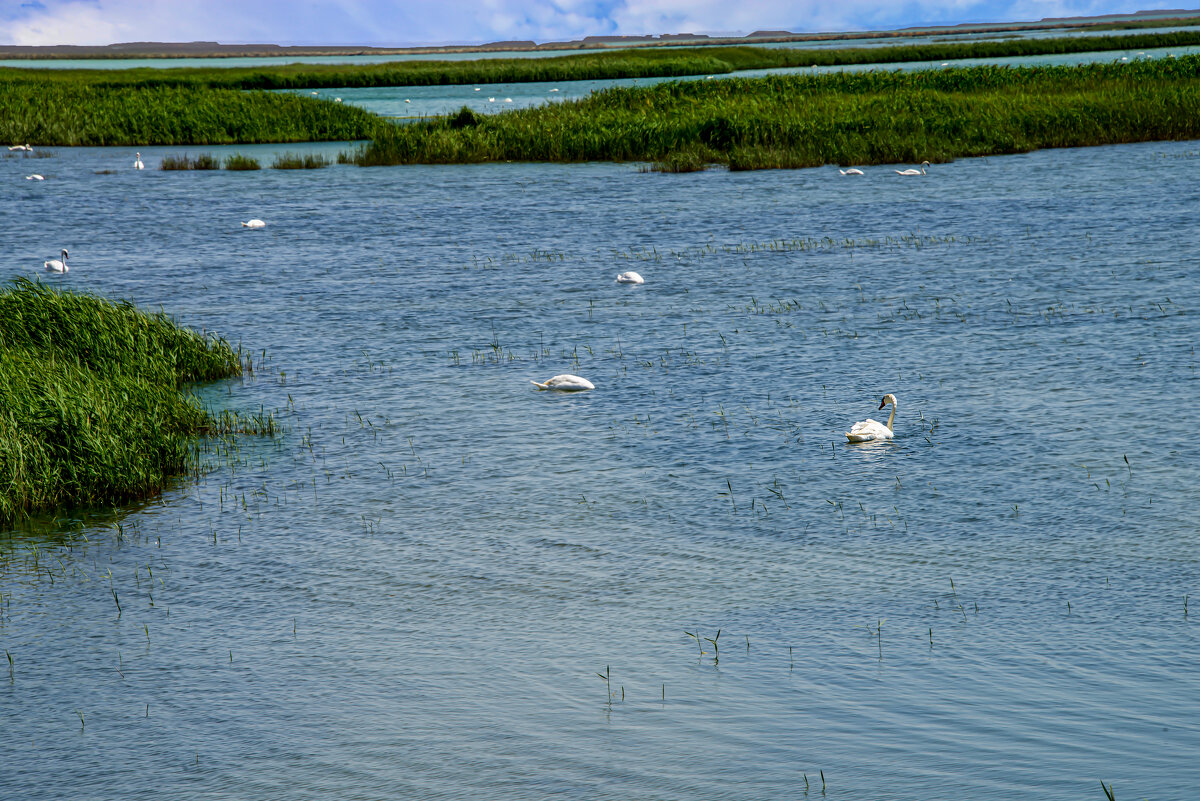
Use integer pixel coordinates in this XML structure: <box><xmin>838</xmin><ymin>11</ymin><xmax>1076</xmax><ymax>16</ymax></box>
<box><xmin>271</xmin><ymin>151</ymin><xmax>331</xmax><ymax>169</ymax></box>
<box><xmin>4</xmin><ymin>30</ymin><xmax>1200</xmax><ymax>93</ymax></box>
<box><xmin>224</xmin><ymin>153</ymin><xmax>261</xmax><ymax>170</ymax></box>
<box><xmin>0</xmin><ymin>279</ymin><xmax>253</xmax><ymax>523</ymax></box>
<box><xmin>160</xmin><ymin>152</ymin><xmax>220</xmax><ymax>170</ymax></box>
<box><xmin>0</xmin><ymin>83</ymin><xmax>378</xmax><ymax>146</ymax></box>
<box><xmin>356</xmin><ymin>56</ymin><xmax>1200</xmax><ymax>170</ymax></box>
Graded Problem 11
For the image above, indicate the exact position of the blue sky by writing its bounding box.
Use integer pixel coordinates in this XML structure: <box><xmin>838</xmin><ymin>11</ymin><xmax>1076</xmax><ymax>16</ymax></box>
<box><xmin>0</xmin><ymin>1</ymin><xmax>1173</xmax><ymax>47</ymax></box>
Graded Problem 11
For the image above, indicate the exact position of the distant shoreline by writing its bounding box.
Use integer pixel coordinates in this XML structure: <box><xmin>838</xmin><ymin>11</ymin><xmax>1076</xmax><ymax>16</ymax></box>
<box><xmin>3</xmin><ymin>10</ymin><xmax>1199</xmax><ymax>61</ymax></box>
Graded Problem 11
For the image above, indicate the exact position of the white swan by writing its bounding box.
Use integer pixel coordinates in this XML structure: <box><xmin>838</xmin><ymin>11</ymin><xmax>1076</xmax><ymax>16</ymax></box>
<box><xmin>839</xmin><ymin>168</ymin><xmax>864</xmax><ymax>175</ymax></box>
<box><xmin>8</xmin><ymin>143</ymin><xmax>31</xmax><ymax>151</ymax></box>
<box><xmin>26</xmin><ymin>174</ymin><xmax>44</xmax><ymax>181</ymax></box>
<box><xmin>134</xmin><ymin>152</ymin><xmax>144</xmax><ymax>170</ymax></box>
<box><xmin>846</xmin><ymin>394</ymin><xmax>897</xmax><ymax>442</ymax></box>
<box><xmin>241</xmin><ymin>219</ymin><xmax>266</xmax><ymax>228</ymax></box>
<box><xmin>44</xmin><ymin>248</ymin><xmax>68</xmax><ymax>273</ymax></box>
<box><xmin>895</xmin><ymin>161</ymin><xmax>930</xmax><ymax>176</ymax></box>
<box><xmin>616</xmin><ymin>271</ymin><xmax>644</xmax><ymax>284</ymax></box>
<box><xmin>531</xmin><ymin>374</ymin><xmax>594</xmax><ymax>391</ymax></box>
<box><xmin>504</xmin><ymin>97</ymin><xmax>513</xmax><ymax>103</ymax></box>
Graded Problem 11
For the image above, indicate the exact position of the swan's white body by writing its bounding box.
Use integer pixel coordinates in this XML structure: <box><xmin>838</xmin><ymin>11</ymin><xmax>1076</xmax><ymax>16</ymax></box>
<box><xmin>531</xmin><ymin>374</ymin><xmax>594</xmax><ymax>391</ymax></box>
<box><xmin>44</xmin><ymin>248</ymin><xmax>68</xmax><ymax>273</ymax></box>
<box><xmin>134</xmin><ymin>152</ymin><xmax>144</xmax><ymax>170</ymax></box>
<box><xmin>895</xmin><ymin>161</ymin><xmax>930</xmax><ymax>176</ymax></box>
<box><xmin>9</xmin><ymin>144</ymin><xmax>30</xmax><ymax>151</ymax></box>
<box><xmin>504</xmin><ymin>97</ymin><xmax>513</xmax><ymax>103</ymax></box>
<box><xmin>616</xmin><ymin>271</ymin><xmax>644</xmax><ymax>284</ymax></box>
<box><xmin>242</xmin><ymin>219</ymin><xmax>266</xmax><ymax>228</ymax></box>
<box><xmin>846</xmin><ymin>394</ymin><xmax>897</xmax><ymax>443</ymax></box>
<box><xmin>839</xmin><ymin>168</ymin><xmax>864</xmax><ymax>175</ymax></box>
<box><xmin>26</xmin><ymin>174</ymin><xmax>44</xmax><ymax>181</ymax></box>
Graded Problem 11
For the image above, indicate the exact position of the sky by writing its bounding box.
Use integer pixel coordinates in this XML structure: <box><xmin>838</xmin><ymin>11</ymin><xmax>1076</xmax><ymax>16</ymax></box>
<box><xmin>0</xmin><ymin>1</ymin><xmax>1176</xmax><ymax>47</ymax></box>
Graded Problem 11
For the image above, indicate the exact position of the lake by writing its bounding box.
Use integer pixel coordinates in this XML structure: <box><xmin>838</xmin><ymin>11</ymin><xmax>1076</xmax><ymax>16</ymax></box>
<box><xmin>1</xmin><ymin>138</ymin><xmax>1198</xmax><ymax>799</ymax></box>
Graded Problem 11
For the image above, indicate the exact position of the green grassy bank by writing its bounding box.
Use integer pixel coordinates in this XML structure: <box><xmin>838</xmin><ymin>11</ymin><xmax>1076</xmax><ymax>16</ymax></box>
<box><xmin>0</xmin><ymin>83</ymin><xmax>378</xmax><ymax>146</ymax></box>
<box><xmin>0</xmin><ymin>279</ymin><xmax>253</xmax><ymax>523</ymax></box>
<box><xmin>4</xmin><ymin>30</ymin><xmax>1200</xmax><ymax>92</ymax></box>
<box><xmin>355</xmin><ymin>56</ymin><xmax>1200</xmax><ymax>170</ymax></box>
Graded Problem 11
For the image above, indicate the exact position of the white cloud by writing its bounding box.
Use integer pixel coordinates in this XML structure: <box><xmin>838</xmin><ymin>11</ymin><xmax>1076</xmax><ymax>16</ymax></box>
<box><xmin>0</xmin><ymin>0</ymin><xmax>1155</xmax><ymax>47</ymax></box>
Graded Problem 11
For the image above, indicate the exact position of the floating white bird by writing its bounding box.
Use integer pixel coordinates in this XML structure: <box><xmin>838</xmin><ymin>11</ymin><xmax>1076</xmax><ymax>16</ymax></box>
<box><xmin>310</xmin><ymin>91</ymin><xmax>318</xmax><ymax>95</ymax></box>
<box><xmin>334</xmin><ymin>97</ymin><xmax>342</xmax><ymax>102</ymax></box>
<box><xmin>839</xmin><ymin>168</ymin><xmax>864</xmax><ymax>175</ymax></box>
<box><xmin>25</xmin><ymin>174</ymin><xmax>44</xmax><ymax>181</ymax></box>
<box><xmin>504</xmin><ymin>97</ymin><xmax>513</xmax><ymax>103</ymax></box>
<box><xmin>895</xmin><ymin>161</ymin><xmax>930</xmax><ymax>176</ymax></box>
<box><xmin>44</xmin><ymin>248</ymin><xmax>69</xmax><ymax>273</ymax></box>
<box><xmin>940</xmin><ymin>62</ymin><xmax>949</xmax><ymax>67</ymax></box>
<box><xmin>488</xmin><ymin>97</ymin><xmax>495</xmax><ymax>102</ymax></box>
<box><xmin>549</xmin><ymin>88</ymin><xmax>559</xmax><ymax>92</ymax></box>
<box><xmin>616</xmin><ymin>271</ymin><xmax>644</xmax><ymax>285</ymax></box>
<box><xmin>241</xmin><ymin>219</ymin><xmax>266</xmax><ymax>228</ymax></box>
<box><xmin>474</xmin><ymin>87</ymin><xmax>481</xmax><ymax>91</ymax></box>
<box><xmin>531</xmin><ymin>374</ymin><xmax>594</xmax><ymax>391</ymax></box>
<box><xmin>405</xmin><ymin>99</ymin><xmax>411</xmax><ymax>103</ymax></box>
<box><xmin>846</xmin><ymin>394</ymin><xmax>897</xmax><ymax>443</ymax></box>
<box><xmin>8</xmin><ymin>143</ymin><xmax>31</xmax><ymax>151</ymax></box>
<box><xmin>134</xmin><ymin>152</ymin><xmax>144</xmax><ymax>170</ymax></box>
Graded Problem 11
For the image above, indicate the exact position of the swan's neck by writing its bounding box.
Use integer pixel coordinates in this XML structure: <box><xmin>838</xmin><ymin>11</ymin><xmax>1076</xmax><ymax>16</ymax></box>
<box><xmin>886</xmin><ymin>404</ymin><xmax>895</xmax><ymax>431</ymax></box>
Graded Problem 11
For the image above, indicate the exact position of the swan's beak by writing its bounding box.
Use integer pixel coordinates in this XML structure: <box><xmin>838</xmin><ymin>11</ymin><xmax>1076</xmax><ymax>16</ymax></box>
<box><xmin>878</xmin><ymin>398</ymin><xmax>887</xmax><ymax>409</ymax></box>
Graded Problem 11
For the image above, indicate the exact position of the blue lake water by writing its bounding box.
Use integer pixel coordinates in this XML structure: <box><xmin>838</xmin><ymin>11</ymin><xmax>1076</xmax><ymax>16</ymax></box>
<box><xmin>1</xmin><ymin>139</ymin><xmax>1199</xmax><ymax>799</ymax></box>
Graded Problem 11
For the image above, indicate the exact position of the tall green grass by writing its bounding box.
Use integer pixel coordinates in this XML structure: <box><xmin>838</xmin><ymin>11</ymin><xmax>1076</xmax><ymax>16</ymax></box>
<box><xmin>356</xmin><ymin>56</ymin><xmax>1200</xmax><ymax>170</ymax></box>
<box><xmin>3</xmin><ymin>30</ymin><xmax>1200</xmax><ymax>92</ymax></box>
<box><xmin>0</xmin><ymin>279</ymin><xmax>250</xmax><ymax>523</ymax></box>
<box><xmin>0</xmin><ymin>83</ymin><xmax>378</xmax><ymax>146</ymax></box>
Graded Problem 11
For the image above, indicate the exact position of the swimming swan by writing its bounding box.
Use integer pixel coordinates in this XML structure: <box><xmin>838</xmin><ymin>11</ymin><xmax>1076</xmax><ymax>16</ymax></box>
<box><xmin>839</xmin><ymin>168</ymin><xmax>864</xmax><ymax>175</ymax></box>
<box><xmin>8</xmin><ymin>144</ymin><xmax>31</xmax><ymax>151</ymax></box>
<box><xmin>895</xmin><ymin>161</ymin><xmax>930</xmax><ymax>176</ymax></box>
<box><xmin>846</xmin><ymin>394</ymin><xmax>897</xmax><ymax>442</ymax></box>
<box><xmin>616</xmin><ymin>271</ymin><xmax>644</xmax><ymax>284</ymax></box>
<box><xmin>241</xmin><ymin>219</ymin><xmax>266</xmax><ymax>228</ymax></box>
<box><xmin>134</xmin><ymin>152</ymin><xmax>144</xmax><ymax>170</ymax></box>
<box><xmin>44</xmin><ymin>248</ymin><xmax>68</xmax><ymax>273</ymax></box>
<box><xmin>26</xmin><ymin>174</ymin><xmax>44</xmax><ymax>181</ymax></box>
<box><xmin>531</xmin><ymin>374</ymin><xmax>594</xmax><ymax>391</ymax></box>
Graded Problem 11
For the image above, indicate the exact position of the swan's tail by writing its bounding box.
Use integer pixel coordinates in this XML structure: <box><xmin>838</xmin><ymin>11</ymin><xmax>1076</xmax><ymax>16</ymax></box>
<box><xmin>530</xmin><ymin>380</ymin><xmax>549</xmax><ymax>390</ymax></box>
<box><xmin>845</xmin><ymin>432</ymin><xmax>874</xmax><ymax>443</ymax></box>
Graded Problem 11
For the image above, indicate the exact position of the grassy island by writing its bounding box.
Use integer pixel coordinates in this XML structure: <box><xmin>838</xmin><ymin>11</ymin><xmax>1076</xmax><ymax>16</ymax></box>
<box><xmin>0</xmin><ymin>279</ymin><xmax>254</xmax><ymax>523</ymax></box>
<box><xmin>356</xmin><ymin>56</ymin><xmax>1200</xmax><ymax>170</ymax></box>
<box><xmin>0</xmin><ymin>83</ymin><xmax>378</xmax><ymax>146</ymax></box>
<box><xmin>3</xmin><ymin>30</ymin><xmax>1200</xmax><ymax>147</ymax></box>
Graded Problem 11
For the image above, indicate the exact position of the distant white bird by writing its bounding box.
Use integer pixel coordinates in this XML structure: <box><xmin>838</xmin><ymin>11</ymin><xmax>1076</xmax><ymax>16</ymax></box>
<box><xmin>504</xmin><ymin>97</ymin><xmax>513</xmax><ymax>103</ymax></box>
<box><xmin>474</xmin><ymin>87</ymin><xmax>481</xmax><ymax>91</ymax></box>
<box><xmin>241</xmin><ymin>219</ymin><xmax>266</xmax><ymax>228</ymax></box>
<box><xmin>488</xmin><ymin>97</ymin><xmax>495</xmax><ymax>102</ymax></box>
<box><xmin>134</xmin><ymin>152</ymin><xmax>144</xmax><ymax>170</ymax></box>
<box><xmin>549</xmin><ymin>88</ymin><xmax>559</xmax><ymax>92</ymax></box>
<box><xmin>940</xmin><ymin>62</ymin><xmax>949</xmax><ymax>67</ymax></box>
<box><xmin>895</xmin><ymin>161</ymin><xmax>930</xmax><ymax>176</ymax></box>
<box><xmin>846</xmin><ymin>394</ymin><xmax>897</xmax><ymax>443</ymax></box>
<box><xmin>310</xmin><ymin>91</ymin><xmax>318</xmax><ymax>95</ymax></box>
<box><xmin>25</xmin><ymin>174</ymin><xmax>44</xmax><ymax>181</ymax></box>
<box><xmin>44</xmin><ymin>248</ymin><xmax>68</xmax><ymax>273</ymax></box>
<box><xmin>404</xmin><ymin>99</ymin><xmax>411</xmax><ymax>103</ymax></box>
<box><xmin>616</xmin><ymin>271</ymin><xmax>644</xmax><ymax>285</ymax></box>
<box><xmin>839</xmin><ymin>168</ymin><xmax>864</xmax><ymax>176</ymax></box>
<box><xmin>334</xmin><ymin>97</ymin><xmax>342</xmax><ymax>102</ymax></box>
<box><xmin>531</xmin><ymin>374</ymin><xmax>594</xmax><ymax>391</ymax></box>
<box><xmin>8</xmin><ymin>143</ymin><xmax>31</xmax><ymax>151</ymax></box>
